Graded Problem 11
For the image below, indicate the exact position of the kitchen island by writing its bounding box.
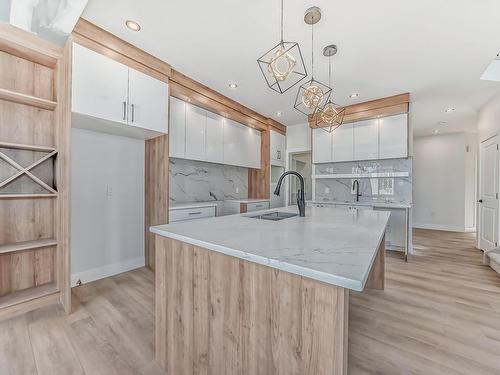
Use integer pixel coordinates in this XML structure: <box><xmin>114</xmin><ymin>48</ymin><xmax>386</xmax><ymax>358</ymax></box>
<box><xmin>150</xmin><ymin>206</ymin><xmax>389</xmax><ymax>375</ymax></box>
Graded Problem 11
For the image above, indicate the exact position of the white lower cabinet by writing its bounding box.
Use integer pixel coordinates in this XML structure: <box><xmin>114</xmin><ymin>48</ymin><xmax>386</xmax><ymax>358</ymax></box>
<box><xmin>246</xmin><ymin>201</ymin><xmax>270</xmax><ymax>212</ymax></box>
<box><xmin>169</xmin><ymin>206</ymin><xmax>216</xmax><ymax>223</ymax></box>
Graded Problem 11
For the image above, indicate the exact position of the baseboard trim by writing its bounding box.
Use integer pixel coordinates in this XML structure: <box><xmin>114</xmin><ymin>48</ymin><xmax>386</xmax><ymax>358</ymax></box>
<box><xmin>71</xmin><ymin>257</ymin><xmax>145</xmax><ymax>287</ymax></box>
<box><xmin>412</xmin><ymin>223</ymin><xmax>475</xmax><ymax>233</ymax></box>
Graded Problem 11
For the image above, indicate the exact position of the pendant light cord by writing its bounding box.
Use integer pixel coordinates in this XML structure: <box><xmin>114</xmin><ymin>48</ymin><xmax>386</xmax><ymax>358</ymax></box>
<box><xmin>280</xmin><ymin>0</ymin><xmax>284</xmax><ymax>42</ymax></box>
<box><xmin>311</xmin><ymin>20</ymin><xmax>314</xmax><ymax>79</ymax></box>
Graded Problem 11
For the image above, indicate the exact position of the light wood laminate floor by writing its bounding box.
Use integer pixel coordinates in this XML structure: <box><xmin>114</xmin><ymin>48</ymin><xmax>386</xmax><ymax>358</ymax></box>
<box><xmin>1</xmin><ymin>229</ymin><xmax>500</xmax><ymax>374</ymax></box>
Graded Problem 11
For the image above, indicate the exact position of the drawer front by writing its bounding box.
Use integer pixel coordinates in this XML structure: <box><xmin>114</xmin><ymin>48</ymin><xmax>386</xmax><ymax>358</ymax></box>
<box><xmin>169</xmin><ymin>206</ymin><xmax>216</xmax><ymax>223</ymax></box>
<box><xmin>246</xmin><ymin>201</ymin><xmax>270</xmax><ymax>212</ymax></box>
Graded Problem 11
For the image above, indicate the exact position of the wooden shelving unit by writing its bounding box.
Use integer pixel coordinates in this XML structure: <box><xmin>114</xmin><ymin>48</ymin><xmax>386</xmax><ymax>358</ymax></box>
<box><xmin>0</xmin><ymin>238</ymin><xmax>57</xmax><ymax>255</ymax></box>
<box><xmin>0</xmin><ymin>87</ymin><xmax>57</xmax><ymax>111</ymax></box>
<box><xmin>0</xmin><ymin>283</ymin><xmax>59</xmax><ymax>310</ymax></box>
<box><xmin>0</xmin><ymin>23</ymin><xmax>71</xmax><ymax>319</ymax></box>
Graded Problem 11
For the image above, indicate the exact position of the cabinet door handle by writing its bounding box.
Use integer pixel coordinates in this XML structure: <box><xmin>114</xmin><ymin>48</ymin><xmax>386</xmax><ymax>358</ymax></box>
<box><xmin>122</xmin><ymin>101</ymin><xmax>127</xmax><ymax>121</ymax></box>
<box><xmin>131</xmin><ymin>104</ymin><xmax>135</xmax><ymax>122</ymax></box>
<box><xmin>277</xmin><ymin>150</ymin><xmax>281</xmax><ymax>160</ymax></box>
<box><xmin>188</xmin><ymin>211</ymin><xmax>202</xmax><ymax>215</ymax></box>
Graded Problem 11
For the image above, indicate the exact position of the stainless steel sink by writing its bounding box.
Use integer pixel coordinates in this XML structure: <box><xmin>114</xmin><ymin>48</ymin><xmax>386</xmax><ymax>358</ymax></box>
<box><xmin>248</xmin><ymin>211</ymin><xmax>298</xmax><ymax>221</ymax></box>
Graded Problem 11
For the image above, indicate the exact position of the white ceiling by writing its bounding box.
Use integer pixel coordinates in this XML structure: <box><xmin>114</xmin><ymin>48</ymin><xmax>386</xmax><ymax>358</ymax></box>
<box><xmin>82</xmin><ymin>0</ymin><xmax>500</xmax><ymax>135</ymax></box>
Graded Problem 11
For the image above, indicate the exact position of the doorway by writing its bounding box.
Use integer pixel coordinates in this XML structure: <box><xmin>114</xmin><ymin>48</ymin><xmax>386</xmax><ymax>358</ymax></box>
<box><xmin>288</xmin><ymin>151</ymin><xmax>312</xmax><ymax>206</ymax></box>
<box><xmin>478</xmin><ymin>135</ymin><xmax>499</xmax><ymax>251</ymax></box>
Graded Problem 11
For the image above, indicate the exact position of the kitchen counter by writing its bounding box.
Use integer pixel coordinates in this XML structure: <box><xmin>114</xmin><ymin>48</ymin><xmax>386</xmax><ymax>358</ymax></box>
<box><xmin>151</xmin><ymin>206</ymin><xmax>389</xmax><ymax>291</ymax></box>
<box><xmin>152</xmin><ymin>205</ymin><xmax>388</xmax><ymax>374</ymax></box>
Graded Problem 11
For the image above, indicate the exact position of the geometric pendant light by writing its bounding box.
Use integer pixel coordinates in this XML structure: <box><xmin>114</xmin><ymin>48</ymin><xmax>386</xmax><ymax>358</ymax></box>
<box><xmin>294</xmin><ymin>7</ymin><xmax>332</xmax><ymax>117</ymax></box>
<box><xmin>316</xmin><ymin>44</ymin><xmax>346</xmax><ymax>133</ymax></box>
<box><xmin>257</xmin><ymin>0</ymin><xmax>308</xmax><ymax>94</ymax></box>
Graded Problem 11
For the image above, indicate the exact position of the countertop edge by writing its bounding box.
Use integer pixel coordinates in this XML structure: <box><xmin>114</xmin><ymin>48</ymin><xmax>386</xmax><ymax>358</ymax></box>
<box><xmin>149</xmin><ymin>225</ymin><xmax>365</xmax><ymax>291</ymax></box>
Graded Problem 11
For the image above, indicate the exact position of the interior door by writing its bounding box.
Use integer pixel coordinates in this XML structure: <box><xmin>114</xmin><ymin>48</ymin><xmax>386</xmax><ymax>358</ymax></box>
<box><xmin>479</xmin><ymin>135</ymin><xmax>499</xmax><ymax>251</ymax></box>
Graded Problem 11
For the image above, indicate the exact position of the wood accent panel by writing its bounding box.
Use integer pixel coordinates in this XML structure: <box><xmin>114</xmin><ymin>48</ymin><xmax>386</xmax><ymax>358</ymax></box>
<box><xmin>0</xmin><ymin>287</ymin><xmax>58</xmax><ymax>322</ymax></box>
<box><xmin>55</xmin><ymin>40</ymin><xmax>72</xmax><ymax>313</ymax></box>
<box><xmin>72</xmin><ymin>18</ymin><xmax>171</xmax><ymax>82</ymax></box>
<box><xmin>0</xmin><ymin>23</ymin><xmax>62</xmax><ymax>68</ymax></box>
<box><xmin>310</xmin><ymin>93</ymin><xmax>410</xmax><ymax>128</ymax></box>
<box><xmin>365</xmin><ymin>235</ymin><xmax>385</xmax><ymax>290</ymax></box>
<box><xmin>145</xmin><ymin>135</ymin><xmax>169</xmax><ymax>270</ymax></box>
<box><xmin>0</xmin><ymin>88</ymin><xmax>57</xmax><ymax>111</ymax></box>
<box><xmin>248</xmin><ymin>128</ymin><xmax>270</xmax><ymax>199</ymax></box>
<box><xmin>170</xmin><ymin>70</ymin><xmax>286</xmax><ymax>134</ymax></box>
<box><xmin>240</xmin><ymin>203</ymin><xmax>247</xmax><ymax>213</ymax></box>
<box><xmin>155</xmin><ymin>236</ymin><xmax>349</xmax><ymax>375</ymax></box>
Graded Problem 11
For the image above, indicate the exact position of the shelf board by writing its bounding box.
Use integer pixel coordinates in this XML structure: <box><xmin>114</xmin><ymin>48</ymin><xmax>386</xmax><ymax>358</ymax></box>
<box><xmin>0</xmin><ymin>283</ymin><xmax>59</xmax><ymax>310</ymax></box>
<box><xmin>313</xmin><ymin>172</ymin><xmax>410</xmax><ymax>179</ymax></box>
<box><xmin>0</xmin><ymin>88</ymin><xmax>57</xmax><ymax>111</ymax></box>
<box><xmin>0</xmin><ymin>238</ymin><xmax>57</xmax><ymax>255</ymax></box>
<box><xmin>0</xmin><ymin>193</ymin><xmax>58</xmax><ymax>199</ymax></box>
<box><xmin>0</xmin><ymin>141</ymin><xmax>56</xmax><ymax>153</ymax></box>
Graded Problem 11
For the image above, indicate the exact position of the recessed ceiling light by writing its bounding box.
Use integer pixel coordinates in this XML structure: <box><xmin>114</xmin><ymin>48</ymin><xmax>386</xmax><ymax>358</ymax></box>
<box><xmin>125</xmin><ymin>20</ymin><xmax>141</xmax><ymax>32</ymax></box>
<box><xmin>276</xmin><ymin>111</ymin><xmax>283</xmax><ymax>117</ymax></box>
<box><xmin>228</xmin><ymin>82</ymin><xmax>238</xmax><ymax>89</ymax></box>
<box><xmin>349</xmin><ymin>93</ymin><xmax>359</xmax><ymax>98</ymax></box>
<box><xmin>434</xmin><ymin>129</ymin><xmax>440</xmax><ymax>134</ymax></box>
<box><xmin>445</xmin><ymin>108</ymin><xmax>455</xmax><ymax>113</ymax></box>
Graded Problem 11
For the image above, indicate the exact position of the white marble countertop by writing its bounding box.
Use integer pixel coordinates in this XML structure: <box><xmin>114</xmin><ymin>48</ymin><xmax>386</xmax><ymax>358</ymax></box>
<box><xmin>151</xmin><ymin>206</ymin><xmax>390</xmax><ymax>291</ymax></box>
<box><xmin>224</xmin><ymin>198</ymin><xmax>270</xmax><ymax>204</ymax></box>
<box><xmin>169</xmin><ymin>201</ymin><xmax>218</xmax><ymax>210</ymax></box>
<box><xmin>308</xmin><ymin>200</ymin><xmax>411</xmax><ymax>209</ymax></box>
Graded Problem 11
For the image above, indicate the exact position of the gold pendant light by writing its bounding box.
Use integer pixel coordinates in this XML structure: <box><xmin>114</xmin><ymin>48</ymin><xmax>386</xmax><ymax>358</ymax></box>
<box><xmin>294</xmin><ymin>7</ymin><xmax>331</xmax><ymax>117</ymax></box>
<box><xmin>316</xmin><ymin>44</ymin><xmax>345</xmax><ymax>133</ymax></box>
<box><xmin>257</xmin><ymin>0</ymin><xmax>307</xmax><ymax>94</ymax></box>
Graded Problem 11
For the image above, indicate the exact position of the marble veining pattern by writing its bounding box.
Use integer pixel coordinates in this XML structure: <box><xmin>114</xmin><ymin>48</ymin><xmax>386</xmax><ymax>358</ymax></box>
<box><xmin>169</xmin><ymin>158</ymin><xmax>248</xmax><ymax>206</ymax></box>
<box><xmin>315</xmin><ymin>158</ymin><xmax>412</xmax><ymax>204</ymax></box>
<box><xmin>151</xmin><ymin>206</ymin><xmax>390</xmax><ymax>291</ymax></box>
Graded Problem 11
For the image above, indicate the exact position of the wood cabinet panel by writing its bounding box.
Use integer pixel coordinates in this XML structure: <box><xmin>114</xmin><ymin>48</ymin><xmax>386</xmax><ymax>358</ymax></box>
<box><xmin>155</xmin><ymin>236</ymin><xmax>349</xmax><ymax>375</ymax></box>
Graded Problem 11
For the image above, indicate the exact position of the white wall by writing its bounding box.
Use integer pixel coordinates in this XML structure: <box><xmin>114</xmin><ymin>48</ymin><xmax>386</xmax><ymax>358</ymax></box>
<box><xmin>286</xmin><ymin>123</ymin><xmax>311</xmax><ymax>151</ymax></box>
<box><xmin>478</xmin><ymin>92</ymin><xmax>500</xmax><ymax>142</ymax></box>
<box><xmin>413</xmin><ymin>132</ymin><xmax>477</xmax><ymax>232</ymax></box>
<box><xmin>71</xmin><ymin>128</ymin><xmax>145</xmax><ymax>286</ymax></box>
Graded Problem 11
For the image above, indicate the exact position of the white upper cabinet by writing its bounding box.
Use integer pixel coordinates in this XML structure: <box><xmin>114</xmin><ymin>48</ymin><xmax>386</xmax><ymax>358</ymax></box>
<box><xmin>185</xmin><ymin>104</ymin><xmax>207</xmax><ymax>161</ymax></box>
<box><xmin>312</xmin><ymin>128</ymin><xmax>333</xmax><ymax>163</ymax></box>
<box><xmin>270</xmin><ymin>130</ymin><xmax>286</xmax><ymax>165</ymax></box>
<box><xmin>332</xmin><ymin>123</ymin><xmax>354</xmax><ymax>162</ymax></box>
<box><xmin>72</xmin><ymin>43</ymin><xmax>129</xmax><ymax>124</ymax></box>
<box><xmin>169</xmin><ymin>97</ymin><xmax>186</xmax><ymax>158</ymax></box>
<box><xmin>243</xmin><ymin>127</ymin><xmax>261</xmax><ymax>169</ymax></box>
<box><xmin>379</xmin><ymin>114</ymin><xmax>408</xmax><ymax>159</ymax></box>
<box><xmin>223</xmin><ymin>119</ymin><xmax>243</xmax><ymax>166</ymax></box>
<box><xmin>128</xmin><ymin>68</ymin><xmax>168</xmax><ymax>133</ymax></box>
<box><xmin>72</xmin><ymin>43</ymin><xmax>168</xmax><ymax>137</ymax></box>
<box><xmin>354</xmin><ymin>119</ymin><xmax>379</xmax><ymax>160</ymax></box>
<box><xmin>205</xmin><ymin>111</ymin><xmax>224</xmax><ymax>164</ymax></box>
<box><xmin>168</xmin><ymin>98</ymin><xmax>260</xmax><ymax>168</ymax></box>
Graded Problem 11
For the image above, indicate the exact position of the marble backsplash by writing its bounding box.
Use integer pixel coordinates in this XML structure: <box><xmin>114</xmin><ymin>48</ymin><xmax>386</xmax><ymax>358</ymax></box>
<box><xmin>314</xmin><ymin>158</ymin><xmax>412</xmax><ymax>203</ymax></box>
<box><xmin>169</xmin><ymin>158</ymin><xmax>248</xmax><ymax>204</ymax></box>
